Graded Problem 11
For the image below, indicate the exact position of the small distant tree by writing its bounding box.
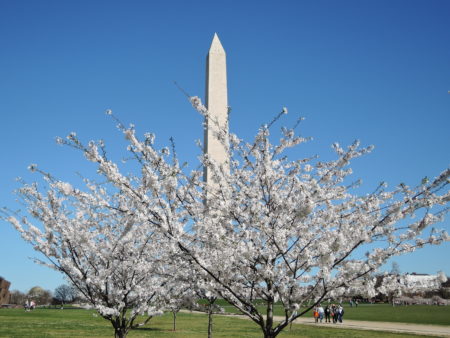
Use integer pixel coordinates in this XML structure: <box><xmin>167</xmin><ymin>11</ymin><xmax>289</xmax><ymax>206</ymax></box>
<box><xmin>54</xmin><ymin>284</ymin><xmax>77</xmax><ymax>307</ymax></box>
<box><xmin>196</xmin><ymin>290</ymin><xmax>221</xmax><ymax>338</ymax></box>
<box><xmin>156</xmin><ymin>257</ymin><xmax>197</xmax><ymax>332</ymax></box>
<box><xmin>39</xmin><ymin>290</ymin><xmax>53</xmax><ymax>306</ymax></box>
<box><xmin>9</xmin><ymin>290</ymin><xmax>26</xmax><ymax>305</ymax></box>
<box><xmin>165</xmin><ymin>289</ymin><xmax>195</xmax><ymax>332</ymax></box>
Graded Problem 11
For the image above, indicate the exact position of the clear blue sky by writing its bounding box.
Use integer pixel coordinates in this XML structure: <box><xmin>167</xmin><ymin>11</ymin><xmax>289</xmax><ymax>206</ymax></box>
<box><xmin>1</xmin><ymin>0</ymin><xmax>449</xmax><ymax>293</ymax></box>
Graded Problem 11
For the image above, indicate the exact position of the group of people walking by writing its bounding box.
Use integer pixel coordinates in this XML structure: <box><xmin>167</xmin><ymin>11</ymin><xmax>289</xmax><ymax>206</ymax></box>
<box><xmin>313</xmin><ymin>304</ymin><xmax>344</xmax><ymax>323</ymax></box>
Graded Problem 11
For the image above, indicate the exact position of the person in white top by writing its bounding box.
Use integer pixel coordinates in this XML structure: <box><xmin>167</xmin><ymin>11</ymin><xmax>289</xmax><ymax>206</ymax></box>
<box><xmin>318</xmin><ymin>304</ymin><xmax>325</xmax><ymax>323</ymax></box>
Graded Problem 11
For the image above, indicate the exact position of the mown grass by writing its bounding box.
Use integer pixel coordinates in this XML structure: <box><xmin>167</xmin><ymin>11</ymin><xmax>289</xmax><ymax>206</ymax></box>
<box><xmin>336</xmin><ymin>303</ymin><xmax>450</xmax><ymax>326</ymax></box>
<box><xmin>216</xmin><ymin>302</ymin><xmax>450</xmax><ymax>326</ymax></box>
<box><xmin>0</xmin><ymin>307</ymin><xmax>439</xmax><ymax>337</ymax></box>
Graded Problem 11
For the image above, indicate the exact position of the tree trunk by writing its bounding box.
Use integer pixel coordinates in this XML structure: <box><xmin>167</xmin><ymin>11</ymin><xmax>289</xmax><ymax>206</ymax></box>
<box><xmin>263</xmin><ymin>330</ymin><xmax>277</xmax><ymax>338</ymax></box>
<box><xmin>113</xmin><ymin>321</ymin><xmax>128</xmax><ymax>338</ymax></box>
<box><xmin>114</xmin><ymin>327</ymin><xmax>127</xmax><ymax>338</ymax></box>
<box><xmin>208</xmin><ymin>305</ymin><xmax>212</xmax><ymax>338</ymax></box>
<box><xmin>266</xmin><ymin>301</ymin><xmax>273</xmax><ymax>331</ymax></box>
<box><xmin>207</xmin><ymin>306</ymin><xmax>213</xmax><ymax>338</ymax></box>
<box><xmin>206</xmin><ymin>297</ymin><xmax>217</xmax><ymax>338</ymax></box>
<box><xmin>265</xmin><ymin>295</ymin><xmax>274</xmax><ymax>338</ymax></box>
<box><xmin>172</xmin><ymin>311</ymin><xmax>177</xmax><ymax>331</ymax></box>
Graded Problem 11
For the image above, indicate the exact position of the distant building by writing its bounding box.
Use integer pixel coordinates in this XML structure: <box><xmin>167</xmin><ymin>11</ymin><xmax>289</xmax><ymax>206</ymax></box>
<box><xmin>0</xmin><ymin>276</ymin><xmax>11</xmax><ymax>305</ymax></box>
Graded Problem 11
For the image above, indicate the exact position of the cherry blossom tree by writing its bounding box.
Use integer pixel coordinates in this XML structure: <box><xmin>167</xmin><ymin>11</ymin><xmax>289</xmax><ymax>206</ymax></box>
<box><xmin>163</xmin><ymin>286</ymin><xmax>196</xmax><ymax>331</ymax></box>
<box><xmin>191</xmin><ymin>281</ymin><xmax>223</xmax><ymax>338</ymax></box>
<box><xmin>184</xmin><ymin>98</ymin><xmax>449</xmax><ymax>338</ymax></box>
<box><xmin>7</xmin><ymin>166</ymin><xmax>181</xmax><ymax>337</ymax></box>
<box><xmin>157</xmin><ymin>257</ymin><xmax>198</xmax><ymax>332</ymax></box>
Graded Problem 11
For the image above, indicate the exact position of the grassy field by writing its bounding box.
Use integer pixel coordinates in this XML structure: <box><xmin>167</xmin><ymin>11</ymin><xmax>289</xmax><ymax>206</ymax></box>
<box><xmin>215</xmin><ymin>302</ymin><xmax>450</xmax><ymax>326</ymax></box>
<box><xmin>333</xmin><ymin>303</ymin><xmax>450</xmax><ymax>326</ymax></box>
<box><xmin>0</xmin><ymin>307</ymin><xmax>442</xmax><ymax>337</ymax></box>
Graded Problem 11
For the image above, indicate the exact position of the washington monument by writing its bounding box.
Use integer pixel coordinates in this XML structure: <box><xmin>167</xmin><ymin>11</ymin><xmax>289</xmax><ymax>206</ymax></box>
<box><xmin>204</xmin><ymin>33</ymin><xmax>229</xmax><ymax>184</ymax></box>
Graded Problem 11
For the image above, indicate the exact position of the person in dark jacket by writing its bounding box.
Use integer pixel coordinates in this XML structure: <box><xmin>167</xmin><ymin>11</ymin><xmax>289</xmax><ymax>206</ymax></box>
<box><xmin>337</xmin><ymin>305</ymin><xmax>344</xmax><ymax>323</ymax></box>
<box><xmin>324</xmin><ymin>305</ymin><xmax>331</xmax><ymax>323</ymax></box>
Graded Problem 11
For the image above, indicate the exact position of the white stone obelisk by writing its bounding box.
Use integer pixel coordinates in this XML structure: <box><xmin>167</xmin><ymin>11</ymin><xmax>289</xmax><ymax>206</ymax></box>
<box><xmin>204</xmin><ymin>33</ymin><xmax>229</xmax><ymax>184</ymax></box>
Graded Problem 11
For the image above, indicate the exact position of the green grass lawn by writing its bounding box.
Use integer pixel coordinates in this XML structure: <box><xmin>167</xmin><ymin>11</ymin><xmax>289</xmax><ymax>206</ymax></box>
<box><xmin>336</xmin><ymin>303</ymin><xmax>450</xmax><ymax>326</ymax></box>
<box><xmin>218</xmin><ymin>303</ymin><xmax>450</xmax><ymax>326</ymax></box>
<box><xmin>0</xmin><ymin>307</ymin><xmax>441</xmax><ymax>337</ymax></box>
